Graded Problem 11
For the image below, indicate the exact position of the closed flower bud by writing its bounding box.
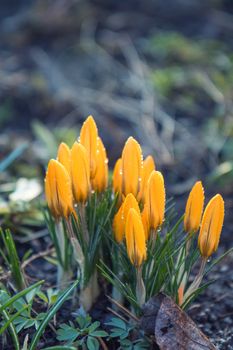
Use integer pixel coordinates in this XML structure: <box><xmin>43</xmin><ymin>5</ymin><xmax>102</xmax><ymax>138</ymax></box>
<box><xmin>122</xmin><ymin>137</ymin><xmax>143</xmax><ymax>198</ymax></box>
<box><xmin>198</xmin><ymin>194</ymin><xmax>224</xmax><ymax>258</ymax></box>
<box><xmin>112</xmin><ymin>193</ymin><xmax>140</xmax><ymax>242</ymax></box>
<box><xmin>79</xmin><ymin>115</ymin><xmax>98</xmax><ymax>178</ymax></box>
<box><xmin>138</xmin><ymin>155</ymin><xmax>155</xmax><ymax>202</ymax></box>
<box><xmin>45</xmin><ymin>159</ymin><xmax>73</xmax><ymax>219</ymax></box>
<box><xmin>184</xmin><ymin>181</ymin><xmax>204</xmax><ymax>233</ymax></box>
<box><xmin>71</xmin><ymin>142</ymin><xmax>90</xmax><ymax>203</ymax></box>
<box><xmin>57</xmin><ymin>142</ymin><xmax>71</xmax><ymax>175</ymax></box>
<box><xmin>145</xmin><ymin>170</ymin><xmax>165</xmax><ymax>231</ymax></box>
<box><xmin>141</xmin><ymin>206</ymin><xmax>150</xmax><ymax>240</ymax></box>
<box><xmin>125</xmin><ymin>208</ymin><xmax>147</xmax><ymax>267</ymax></box>
<box><xmin>92</xmin><ymin>137</ymin><xmax>108</xmax><ymax>192</ymax></box>
<box><xmin>122</xmin><ymin>193</ymin><xmax>141</xmax><ymax>221</ymax></box>
<box><xmin>112</xmin><ymin>203</ymin><xmax>124</xmax><ymax>243</ymax></box>
<box><xmin>112</xmin><ymin>158</ymin><xmax>122</xmax><ymax>196</ymax></box>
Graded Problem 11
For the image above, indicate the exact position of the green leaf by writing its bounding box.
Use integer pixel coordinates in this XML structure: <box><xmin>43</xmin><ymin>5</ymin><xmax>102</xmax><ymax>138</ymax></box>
<box><xmin>29</xmin><ymin>280</ymin><xmax>79</xmax><ymax>350</ymax></box>
<box><xmin>87</xmin><ymin>336</ymin><xmax>99</xmax><ymax>350</ymax></box>
<box><xmin>90</xmin><ymin>330</ymin><xmax>108</xmax><ymax>337</ymax></box>
<box><xmin>0</xmin><ymin>281</ymin><xmax>44</xmax><ymax>313</ymax></box>
<box><xmin>0</xmin><ymin>307</ymin><xmax>20</xmax><ymax>350</ymax></box>
<box><xmin>56</xmin><ymin>324</ymin><xmax>79</xmax><ymax>343</ymax></box>
<box><xmin>88</xmin><ymin>321</ymin><xmax>100</xmax><ymax>333</ymax></box>
<box><xmin>0</xmin><ymin>305</ymin><xmax>28</xmax><ymax>335</ymax></box>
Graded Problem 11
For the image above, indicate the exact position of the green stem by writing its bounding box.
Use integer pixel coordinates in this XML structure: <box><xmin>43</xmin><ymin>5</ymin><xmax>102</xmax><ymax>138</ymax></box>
<box><xmin>136</xmin><ymin>267</ymin><xmax>145</xmax><ymax>308</ymax></box>
<box><xmin>183</xmin><ymin>257</ymin><xmax>207</xmax><ymax>303</ymax></box>
<box><xmin>78</xmin><ymin>203</ymin><xmax>89</xmax><ymax>243</ymax></box>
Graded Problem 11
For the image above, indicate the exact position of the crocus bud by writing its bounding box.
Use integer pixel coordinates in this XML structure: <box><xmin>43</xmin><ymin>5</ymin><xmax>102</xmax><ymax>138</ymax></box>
<box><xmin>112</xmin><ymin>158</ymin><xmax>122</xmax><ymax>196</ymax></box>
<box><xmin>79</xmin><ymin>115</ymin><xmax>98</xmax><ymax>178</ymax></box>
<box><xmin>57</xmin><ymin>142</ymin><xmax>71</xmax><ymax>175</ymax></box>
<box><xmin>71</xmin><ymin>142</ymin><xmax>90</xmax><ymax>203</ymax></box>
<box><xmin>112</xmin><ymin>193</ymin><xmax>140</xmax><ymax>242</ymax></box>
<box><xmin>184</xmin><ymin>181</ymin><xmax>204</xmax><ymax>233</ymax></box>
<box><xmin>121</xmin><ymin>137</ymin><xmax>143</xmax><ymax>198</ymax></box>
<box><xmin>125</xmin><ymin>208</ymin><xmax>147</xmax><ymax>267</ymax></box>
<box><xmin>138</xmin><ymin>155</ymin><xmax>155</xmax><ymax>202</ymax></box>
<box><xmin>141</xmin><ymin>206</ymin><xmax>150</xmax><ymax>240</ymax></box>
<box><xmin>45</xmin><ymin>159</ymin><xmax>73</xmax><ymax>219</ymax></box>
<box><xmin>144</xmin><ymin>170</ymin><xmax>165</xmax><ymax>231</ymax></box>
<box><xmin>92</xmin><ymin>137</ymin><xmax>108</xmax><ymax>192</ymax></box>
<box><xmin>122</xmin><ymin>193</ymin><xmax>141</xmax><ymax>221</ymax></box>
<box><xmin>112</xmin><ymin>203</ymin><xmax>124</xmax><ymax>243</ymax></box>
<box><xmin>198</xmin><ymin>194</ymin><xmax>224</xmax><ymax>258</ymax></box>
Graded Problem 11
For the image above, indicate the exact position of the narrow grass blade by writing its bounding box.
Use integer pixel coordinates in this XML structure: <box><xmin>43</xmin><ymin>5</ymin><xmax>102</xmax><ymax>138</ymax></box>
<box><xmin>0</xmin><ymin>281</ymin><xmax>44</xmax><ymax>313</ymax></box>
<box><xmin>29</xmin><ymin>280</ymin><xmax>79</xmax><ymax>350</ymax></box>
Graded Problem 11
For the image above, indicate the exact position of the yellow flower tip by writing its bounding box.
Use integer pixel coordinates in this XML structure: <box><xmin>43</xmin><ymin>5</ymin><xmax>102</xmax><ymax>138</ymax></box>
<box><xmin>71</xmin><ymin>142</ymin><xmax>91</xmax><ymax>203</ymax></box>
<box><xmin>122</xmin><ymin>193</ymin><xmax>141</xmax><ymax>220</ymax></box>
<box><xmin>79</xmin><ymin>115</ymin><xmax>99</xmax><ymax>178</ymax></box>
<box><xmin>92</xmin><ymin>137</ymin><xmax>108</xmax><ymax>193</ymax></box>
<box><xmin>112</xmin><ymin>203</ymin><xmax>124</xmax><ymax>243</ymax></box>
<box><xmin>125</xmin><ymin>208</ymin><xmax>147</xmax><ymax>267</ymax></box>
<box><xmin>57</xmin><ymin>142</ymin><xmax>71</xmax><ymax>175</ymax></box>
<box><xmin>184</xmin><ymin>181</ymin><xmax>205</xmax><ymax>233</ymax></box>
<box><xmin>121</xmin><ymin>137</ymin><xmax>143</xmax><ymax>198</ymax></box>
<box><xmin>45</xmin><ymin>159</ymin><xmax>73</xmax><ymax>219</ymax></box>
<box><xmin>138</xmin><ymin>155</ymin><xmax>156</xmax><ymax>202</ymax></box>
<box><xmin>145</xmin><ymin>170</ymin><xmax>166</xmax><ymax>231</ymax></box>
<box><xmin>198</xmin><ymin>194</ymin><xmax>224</xmax><ymax>258</ymax></box>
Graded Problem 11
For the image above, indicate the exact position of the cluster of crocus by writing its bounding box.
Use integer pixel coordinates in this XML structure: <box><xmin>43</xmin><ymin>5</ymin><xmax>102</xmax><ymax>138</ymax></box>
<box><xmin>44</xmin><ymin>116</ymin><xmax>109</xmax><ymax>310</ymax></box>
<box><xmin>45</xmin><ymin>115</ymin><xmax>108</xmax><ymax>222</ymax></box>
<box><xmin>44</xmin><ymin>114</ymin><xmax>226</xmax><ymax>310</ymax></box>
<box><xmin>112</xmin><ymin>137</ymin><xmax>165</xmax><ymax>268</ymax></box>
<box><xmin>179</xmin><ymin>181</ymin><xmax>225</xmax><ymax>305</ymax></box>
<box><xmin>183</xmin><ymin>181</ymin><xmax>224</xmax><ymax>259</ymax></box>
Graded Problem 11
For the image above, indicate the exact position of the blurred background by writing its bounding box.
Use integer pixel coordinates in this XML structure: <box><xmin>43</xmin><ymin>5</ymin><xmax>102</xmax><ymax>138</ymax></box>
<box><xmin>0</xmin><ymin>0</ymin><xmax>232</xmax><ymax>346</ymax></box>
<box><xmin>0</xmin><ymin>0</ymin><xmax>232</xmax><ymax>236</ymax></box>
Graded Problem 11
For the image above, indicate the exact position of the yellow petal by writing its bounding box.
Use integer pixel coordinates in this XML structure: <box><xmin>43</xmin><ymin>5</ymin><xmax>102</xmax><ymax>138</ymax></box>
<box><xmin>184</xmin><ymin>181</ymin><xmax>204</xmax><ymax>233</ymax></box>
<box><xmin>45</xmin><ymin>159</ymin><xmax>73</xmax><ymax>219</ymax></box>
<box><xmin>79</xmin><ymin>115</ymin><xmax>98</xmax><ymax>178</ymax></box>
<box><xmin>125</xmin><ymin>208</ymin><xmax>147</xmax><ymax>267</ymax></box>
<box><xmin>141</xmin><ymin>206</ymin><xmax>150</xmax><ymax>240</ymax></box>
<box><xmin>57</xmin><ymin>142</ymin><xmax>71</xmax><ymax>175</ymax></box>
<box><xmin>71</xmin><ymin>142</ymin><xmax>90</xmax><ymax>203</ymax></box>
<box><xmin>145</xmin><ymin>170</ymin><xmax>166</xmax><ymax>231</ymax></box>
<box><xmin>122</xmin><ymin>137</ymin><xmax>143</xmax><ymax>198</ymax></box>
<box><xmin>122</xmin><ymin>193</ymin><xmax>141</xmax><ymax>221</ymax></box>
<box><xmin>198</xmin><ymin>194</ymin><xmax>224</xmax><ymax>258</ymax></box>
<box><xmin>112</xmin><ymin>158</ymin><xmax>122</xmax><ymax>195</ymax></box>
<box><xmin>138</xmin><ymin>155</ymin><xmax>155</xmax><ymax>202</ymax></box>
<box><xmin>92</xmin><ymin>137</ymin><xmax>108</xmax><ymax>192</ymax></box>
<box><xmin>112</xmin><ymin>203</ymin><xmax>124</xmax><ymax>243</ymax></box>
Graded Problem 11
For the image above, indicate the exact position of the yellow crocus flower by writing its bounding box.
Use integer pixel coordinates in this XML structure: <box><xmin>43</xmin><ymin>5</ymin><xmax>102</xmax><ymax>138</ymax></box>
<box><xmin>138</xmin><ymin>155</ymin><xmax>155</xmax><ymax>202</ymax></box>
<box><xmin>121</xmin><ymin>137</ymin><xmax>143</xmax><ymax>198</ymax></box>
<box><xmin>45</xmin><ymin>159</ymin><xmax>73</xmax><ymax>219</ymax></box>
<box><xmin>112</xmin><ymin>203</ymin><xmax>124</xmax><ymax>243</ymax></box>
<box><xmin>57</xmin><ymin>142</ymin><xmax>71</xmax><ymax>175</ymax></box>
<box><xmin>198</xmin><ymin>194</ymin><xmax>224</xmax><ymax>258</ymax></box>
<box><xmin>79</xmin><ymin>115</ymin><xmax>98</xmax><ymax>179</ymax></box>
<box><xmin>112</xmin><ymin>193</ymin><xmax>140</xmax><ymax>242</ymax></box>
<box><xmin>92</xmin><ymin>137</ymin><xmax>108</xmax><ymax>192</ymax></box>
<box><xmin>184</xmin><ymin>181</ymin><xmax>205</xmax><ymax>233</ymax></box>
<box><xmin>71</xmin><ymin>142</ymin><xmax>90</xmax><ymax>203</ymax></box>
<box><xmin>125</xmin><ymin>208</ymin><xmax>147</xmax><ymax>267</ymax></box>
<box><xmin>144</xmin><ymin>170</ymin><xmax>165</xmax><ymax>231</ymax></box>
<box><xmin>112</xmin><ymin>158</ymin><xmax>122</xmax><ymax>196</ymax></box>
